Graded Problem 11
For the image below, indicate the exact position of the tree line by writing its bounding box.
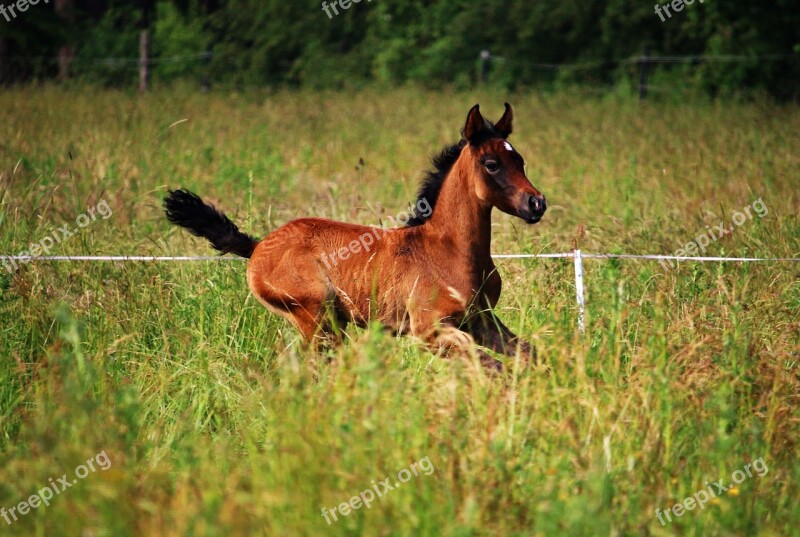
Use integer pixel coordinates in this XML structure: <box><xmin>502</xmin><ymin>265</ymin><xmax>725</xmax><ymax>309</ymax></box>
<box><xmin>1</xmin><ymin>0</ymin><xmax>798</xmax><ymax>98</ymax></box>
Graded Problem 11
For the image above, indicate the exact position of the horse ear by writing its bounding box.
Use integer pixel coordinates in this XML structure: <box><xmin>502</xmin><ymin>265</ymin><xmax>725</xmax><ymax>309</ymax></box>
<box><xmin>463</xmin><ymin>104</ymin><xmax>486</xmax><ymax>144</ymax></box>
<box><xmin>495</xmin><ymin>102</ymin><xmax>513</xmax><ymax>138</ymax></box>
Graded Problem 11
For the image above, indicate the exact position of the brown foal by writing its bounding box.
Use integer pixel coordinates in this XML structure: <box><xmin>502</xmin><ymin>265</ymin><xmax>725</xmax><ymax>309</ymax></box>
<box><xmin>164</xmin><ymin>103</ymin><xmax>546</xmax><ymax>369</ymax></box>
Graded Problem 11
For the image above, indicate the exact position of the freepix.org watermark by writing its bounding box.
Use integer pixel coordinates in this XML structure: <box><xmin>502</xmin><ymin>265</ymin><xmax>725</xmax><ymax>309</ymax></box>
<box><xmin>321</xmin><ymin>456</ymin><xmax>435</xmax><ymax>525</ymax></box>
<box><xmin>659</xmin><ymin>198</ymin><xmax>768</xmax><ymax>271</ymax></box>
<box><xmin>1</xmin><ymin>450</ymin><xmax>112</xmax><ymax>526</ymax></box>
<box><xmin>321</xmin><ymin>0</ymin><xmax>373</xmax><ymax>20</ymax></box>
<box><xmin>1</xmin><ymin>199</ymin><xmax>113</xmax><ymax>274</ymax></box>
<box><xmin>321</xmin><ymin>198</ymin><xmax>431</xmax><ymax>270</ymax></box>
<box><xmin>655</xmin><ymin>457</ymin><xmax>768</xmax><ymax>526</ymax></box>
<box><xmin>0</xmin><ymin>0</ymin><xmax>49</xmax><ymax>23</ymax></box>
<box><xmin>654</xmin><ymin>0</ymin><xmax>704</xmax><ymax>22</ymax></box>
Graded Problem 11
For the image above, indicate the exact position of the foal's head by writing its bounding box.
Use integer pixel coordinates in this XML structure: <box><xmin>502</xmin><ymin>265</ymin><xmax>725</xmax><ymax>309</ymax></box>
<box><xmin>461</xmin><ymin>103</ymin><xmax>546</xmax><ymax>224</ymax></box>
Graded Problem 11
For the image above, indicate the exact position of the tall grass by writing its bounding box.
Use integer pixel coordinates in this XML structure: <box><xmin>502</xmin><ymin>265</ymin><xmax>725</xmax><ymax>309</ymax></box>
<box><xmin>0</xmin><ymin>85</ymin><xmax>798</xmax><ymax>536</ymax></box>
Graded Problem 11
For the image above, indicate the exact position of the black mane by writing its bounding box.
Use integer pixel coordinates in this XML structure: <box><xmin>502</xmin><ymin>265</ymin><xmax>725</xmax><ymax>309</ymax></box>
<box><xmin>406</xmin><ymin>141</ymin><xmax>464</xmax><ymax>226</ymax></box>
<box><xmin>406</xmin><ymin>121</ymin><xmax>503</xmax><ymax>227</ymax></box>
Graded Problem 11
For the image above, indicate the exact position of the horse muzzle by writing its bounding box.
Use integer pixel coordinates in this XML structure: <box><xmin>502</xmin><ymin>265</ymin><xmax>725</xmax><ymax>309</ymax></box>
<box><xmin>521</xmin><ymin>194</ymin><xmax>546</xmax><ymax>224</ymax></box>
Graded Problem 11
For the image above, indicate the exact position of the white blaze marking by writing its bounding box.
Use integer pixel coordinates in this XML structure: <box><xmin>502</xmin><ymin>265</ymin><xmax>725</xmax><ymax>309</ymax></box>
<box><xmin>504</xmin><ymin>141</ymin><xmax>515</xmax><ymax>152</ymax></box>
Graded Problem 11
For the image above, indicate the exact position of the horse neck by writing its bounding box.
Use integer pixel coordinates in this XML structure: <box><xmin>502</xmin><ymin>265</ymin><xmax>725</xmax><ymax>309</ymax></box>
<box><xmin>424</xmin><ymin>155</ymin><xmax>493</xmax><ymax>264</ymax></box>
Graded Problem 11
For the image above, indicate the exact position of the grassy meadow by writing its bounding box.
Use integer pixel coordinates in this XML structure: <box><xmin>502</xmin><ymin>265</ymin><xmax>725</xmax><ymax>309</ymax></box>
<box><xmin>0</xmin><ymin>85</ymin><xmax>798</xmax><ymax>536</ymax></box>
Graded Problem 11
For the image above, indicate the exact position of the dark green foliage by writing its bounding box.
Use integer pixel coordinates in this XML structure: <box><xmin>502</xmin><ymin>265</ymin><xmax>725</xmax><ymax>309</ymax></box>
<box><xmin>1</xmin><ymin>0</ymin><xmax>799</xmax><ymax>94</ymax></box>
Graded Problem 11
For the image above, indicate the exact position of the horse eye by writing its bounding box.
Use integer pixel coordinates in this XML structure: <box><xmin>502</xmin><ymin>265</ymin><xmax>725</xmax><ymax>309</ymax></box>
<box><xmin>484</xmin><ymin>161</ymin><xmax>499</xmax><ymax>173</ymax></box>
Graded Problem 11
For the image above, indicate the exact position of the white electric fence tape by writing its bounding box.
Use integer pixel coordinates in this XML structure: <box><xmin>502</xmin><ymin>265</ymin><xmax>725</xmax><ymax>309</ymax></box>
<box><xmin>3</xmin><ymin>252</ymin><xmax>798</xmax><ymax>334</ymax></box>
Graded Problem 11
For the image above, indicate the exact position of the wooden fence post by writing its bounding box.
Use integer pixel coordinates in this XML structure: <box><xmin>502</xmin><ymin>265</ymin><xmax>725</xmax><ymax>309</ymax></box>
<box><xmin>202</xmin><ymin>47</ymin><xmax>212</xmax><ymax>93</ymax></box>
<box><xmin>55</xmin><ymin>0</ymin><xmax>75</xmax><ymax>81</ymax></box>
<box><xmin>0</xmin><ymin>37</ymin><xmax>6</xmax><ymax>86</ymax></box>
<box><xmin>639</xmin><ymin>47</ymin><xmax>650</xmax><ymax>100</ymax></box>
<box><xmin>139</xmin><ymin>29</ymin><xmax>150</xmax><ymax>93</ymax></box>
<box><xmin>479</xmin><ymin>50</ymin><xmax>490</xmax><ymax>83</ymax></box>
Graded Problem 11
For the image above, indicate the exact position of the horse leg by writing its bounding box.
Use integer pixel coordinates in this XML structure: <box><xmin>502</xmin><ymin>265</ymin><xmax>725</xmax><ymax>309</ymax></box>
<box><xmin>409</xmin><ymin>300</ymin><xmax>504</xmax><ymax>372</ymax></box>
<box><xmin>465</xmin><ymin>310</ymin><xmax>536</xmax><ymax>361</ymax></box>
<box><xmin>314</xmin><ymin>296</ymin><xmax>350</xmax><ymax>350</ymax></box>
<box><xmin>247</xmin><ymin>254</ymin><xmax>346</xmax><ymax>350</ymax></box>
<box><xmin>425</xmin><ymin>324</ymin><xmax>504</xmax><ymax>372</ymax></box>
<box><xmin>252</xmin><ymin>286</ymin><xmax>333</xmax><ymax>346</ymax></box>
<box><xmin>468</xmin><ymin>271</ymin><xmax>536</xmax><ymax>361</ymax></box>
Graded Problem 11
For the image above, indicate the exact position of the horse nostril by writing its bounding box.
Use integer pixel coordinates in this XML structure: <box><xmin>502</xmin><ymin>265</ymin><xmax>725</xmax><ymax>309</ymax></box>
<box><xmin>529</xmin><ymin>195</ymin><xmax>546</xmax><ymax>215</ymax></box>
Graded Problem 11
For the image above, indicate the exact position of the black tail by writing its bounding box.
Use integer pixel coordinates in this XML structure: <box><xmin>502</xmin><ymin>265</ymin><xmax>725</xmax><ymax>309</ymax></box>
<box><xmin>163</xmin><ymin>189</ymin><xmax>258</xmax><ymax>258</ymax></box>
